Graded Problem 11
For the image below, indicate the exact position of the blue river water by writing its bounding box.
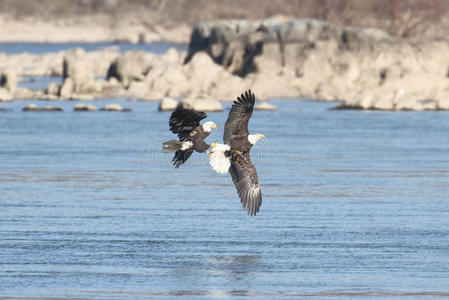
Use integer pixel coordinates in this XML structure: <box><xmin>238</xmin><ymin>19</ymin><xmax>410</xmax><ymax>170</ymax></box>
<box><xmin>0</xmin><ymin>42</ymin><xmax>187</xmax><ymax>55</ymax></box>
<box><xmin>1</xmin><ymin>44</ymin><xmax>449</xmax><ymax>299</ymax></box>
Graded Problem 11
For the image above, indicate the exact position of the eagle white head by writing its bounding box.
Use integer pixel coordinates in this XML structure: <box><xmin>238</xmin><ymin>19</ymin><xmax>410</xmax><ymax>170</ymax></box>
<box><xmin>248</xmin><ymin>133</ymin><xmax>265</xmax><ymax>145</ymax></box>
<box><xmin>202</xmin><ymin>121</ymin><xmax>218</xmax><ymax>132</ymax></box>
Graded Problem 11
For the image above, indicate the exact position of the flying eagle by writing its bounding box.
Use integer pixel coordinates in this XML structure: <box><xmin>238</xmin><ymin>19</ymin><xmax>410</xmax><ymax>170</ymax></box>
<box><xmin>163</xmin><ymin>107</ymin><xmax>218</xmax><ymax>167</ymax></box>
<box><xmin>209</xmin><ymin>90</ymin><xmax>265</xmax><ymax>216</ymax></box>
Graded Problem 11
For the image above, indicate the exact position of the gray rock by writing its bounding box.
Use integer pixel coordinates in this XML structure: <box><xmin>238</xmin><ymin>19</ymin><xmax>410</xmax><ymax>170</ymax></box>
<box><xmin>100</xmin><ymin>104</ymin><xmax>132</xmax><ymax>112</ymax></box>
<box><xmin>74</xmin><ymin>104</ymin><xmax>96</xmax><ymax>111</ymax></box>
<box><xmin>179</xmin><ymin>94</ymin><xmax>223</xmax><ymax>112</ymax></box>
<box><xmin>106</xmin><ymin>51</ymin><xmax>151</xmax><ymax>87</ymax></box>
<box><xmin>14</xmin><ymin>88</ymin><xmax>37</xmax><ymax>100</ymax></box>
<box><xmin>59</xmin><ymin>77</ymin><xmax>73</xmax><ymax>98</ymax></box>
<box><xmin>185</xmin><ymin>18</ymin><xmax>395</xmax><ymax>78</ymax></box>
<box><xmin>158</xmin><ymin>97</ymin><xmax>178</xmax><ymax>111</ymax></box>
<box><xmin>43</xmin><ymin>106</ymin><xmax>64</xmax><ymax>111</ymax></box>
<box><xmin>255</xmin><ymin>101</ymin><xmax>277</xmax><ymax>111</ymax></box>
<box><xmin>69</xmin><ymin>94</ymin><xmax>95</xmax><ymax>101</ymax></box>
<box><xmin>0</xmin><ymin>69</ymin><xmax>17</xmax><ymax>92</ymax></box>
<box><xmin>46</xmin><ymin>82</ymin><xmax>59</xmax><ymax>95</ymax></box>
<box><xmin>62</xmin><ymin>48</ymin><xmax>96</xmax><ymax>95</ymax></box>
<box><xmin>22</xmin><ymin>104</ymin><xmax>63</xmax><ymax>111</ymax></box>
<box><xmin>0</xmin><ymin>88</ymin><xmax>13</xmax><ymax>102</ymax></box>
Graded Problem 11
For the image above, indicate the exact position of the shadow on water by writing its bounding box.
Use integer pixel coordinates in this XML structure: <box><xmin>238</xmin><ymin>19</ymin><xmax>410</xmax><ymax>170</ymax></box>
<box><xmin>206</xmin><ymin>254</ymin><xmax>261</xmax><ymax>280</ymax></box>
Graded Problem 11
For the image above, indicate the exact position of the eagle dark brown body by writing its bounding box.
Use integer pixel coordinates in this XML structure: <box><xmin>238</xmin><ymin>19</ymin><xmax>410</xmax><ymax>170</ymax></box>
<box><xmin>163</xmin><ymin>107</ymin><xmax>217</xmax><ymax>168</ymax></box>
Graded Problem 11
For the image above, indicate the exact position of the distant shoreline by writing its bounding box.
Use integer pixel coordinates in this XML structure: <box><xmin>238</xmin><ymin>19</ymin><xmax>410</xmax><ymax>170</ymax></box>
<box><xmin>0</xmin><ymin>16</ymin><xmax>191</xmax><ymax>44</ymax></box>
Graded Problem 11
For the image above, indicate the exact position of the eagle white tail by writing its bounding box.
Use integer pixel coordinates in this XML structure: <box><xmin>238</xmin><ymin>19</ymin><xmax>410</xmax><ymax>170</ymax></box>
<box><xmin>208</xmin><ymin>143</ymin><xmax>231</xmax><ymax>174</ymax></box>
<box><xmin>162</xmin><ymin>140</ymin><xmax>193</xmax><ymax>153</ymax></box>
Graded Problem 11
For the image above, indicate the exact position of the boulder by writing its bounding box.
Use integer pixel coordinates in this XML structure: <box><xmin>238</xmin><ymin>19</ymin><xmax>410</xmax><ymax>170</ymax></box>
<box><xmin>185</xmin><ymin>22</ymin><xmax>214</xmax><ymax>63</ymax></box>
<box><xmin>138</xmin><ymin>90</ymin><xmax>166</xmax><ymax>101</ymax></box>
<box><xmin>100</xmin><ymin>104</ymin><xmax>132</xmax><ymax>112</ymax></box>
<box><xmin>69</xmin><ymin>94</ymin><xmax>95</xmax><ymax>101</ymax></box>
<box><xmin>159</xmin><ymin>97</ymin><xmax>178</xmax><ymax>111</ymax></box>
<box><xmin>59</xmin><ymin>78</ymin><xmax>74</xmax><ymax>98</ymax></box>
<box><xmin>184</xmin><ymin>52</ymin><xmax>227</xmax><ymax>92</ymax></box>
<box><xmin>43</xmin><ymin>106</ymin><xmax>64</xmax><ymax>111</ymax></box>
<box><xmin>13</xmin><ymin>88</ymin><xmax>37</xmax><ymax>100</ymax></box>
<box><xmin>46</xmin><ymin>82</ymin><xmax>59</xmax><ymax>96</ymax></box>
<box><xmin>336</xmin><ymin>68</ymin><xmax>449</xmax><ymax>110</ymax></box>
<box><xmin>255</xmin><ymin>101</ymin><xmax>277</xmax><ymax>111</ymax></box>
<box><xmin>39</xmin><ymin>94</ymin><xmax>59</xmax><ymax>101</ymax></box>
<box><xmin>247</xmin><ymin>73</ymin><xmax>299</xmax><ymax>100</ymax></box>
<box><xmin>0</xmin><ymin>88</ymin><xmax>13</xmax><ymax>102</ymax></box>
<box><xmin>158</xmin><ymin>65</ymin><xmax>190</xmax><ymax>96</ymax></box>
<box><xmin>161</xmin><ymin>47</ymin><xmax>182</xmax><ymax>64</ymax></box>
<box><xmin>179</xmin><ymin>94</ymin><xmax>223</xmax><ymax>112</ymax></box>
<box><xmin>74</xmin><ymin>104</ymin><xmax>96</xmax><ymax>111</ymax></box>
<box><xmin>106</xmin><ymin>51</ymin><xmax>152</xmax><ymax>87</ymax></box>
<box><xmin>127</xmin><ymin>81</ymin><xmax>152</xmax><ymax>100</ymax></box>
<box><xmin>62</xmin><ymin>48</ymin><xmax>96</xmax><ymax>95</ymax></box>
<box><xmin>0</xmin><ymin>69</ymin><xmax>17</xmax><ymax>92</ymax></box>
<box><xmin>151</xmin><ymin>76</ymin><xmax>171</xmax><ymax>96</ymax></box>
<box><xmin>22</xmin><ymin>104</ymin><xmax>63</xmax><ymax>111</ymax></box>
<box><xmin>210</xmin><ymin>74</ymin><xmax>248</xmax><ymax>101</ymax></box>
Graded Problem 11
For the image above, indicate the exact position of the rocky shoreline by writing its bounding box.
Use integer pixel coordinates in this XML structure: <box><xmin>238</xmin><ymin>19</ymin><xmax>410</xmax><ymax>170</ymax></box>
<box><xmin>1</xmin><ymin>17</ymin><xmax>449</xmax><ymax>111</ymax></box>
<box><xmin>186</xmin><ymin>18</ymin><xmax>449</xmax><ymax>111</ymax></box>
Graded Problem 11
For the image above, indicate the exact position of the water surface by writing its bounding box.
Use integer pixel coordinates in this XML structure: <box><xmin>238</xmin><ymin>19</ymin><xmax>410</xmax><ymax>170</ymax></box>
<box><xmin>1</xmin><ymin>99</ymin><xmax>449</xmax><ymax>299</ymax></box>
<box><xmin>0</xmin><ymin>42</ymin><xmax>187</xmax><ymax>55</ymax></box>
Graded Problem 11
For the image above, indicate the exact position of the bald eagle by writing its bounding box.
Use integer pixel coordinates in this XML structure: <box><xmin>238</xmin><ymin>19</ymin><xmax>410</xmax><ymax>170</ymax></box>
<box><xmin>209</xmin><ymin>90</ymin><xmax>265</xmax><ymax>216</ymax></box>
<box><xmin>163</xmin><ymin>107</ymin><xmax>218</xmax><ymax>167</ymax></box>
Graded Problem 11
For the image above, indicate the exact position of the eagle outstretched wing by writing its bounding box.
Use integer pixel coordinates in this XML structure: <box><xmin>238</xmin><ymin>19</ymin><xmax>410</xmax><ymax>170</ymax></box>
<box><xmin>169</xmin><ymin>107</ymin><xmax>207</xmax><ymax>139</ymax></box>
<box><xmin>229</xmin><ymin>153</ymin><xmax>262</xmax><ymax>216</ymax></box>
<box><xmin>223</xmin><ymin>90</ymin><xmax>255</xmax><ymax>144</ymax></box>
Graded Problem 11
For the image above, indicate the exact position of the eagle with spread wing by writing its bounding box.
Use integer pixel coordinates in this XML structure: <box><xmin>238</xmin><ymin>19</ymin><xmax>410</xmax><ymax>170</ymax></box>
<box><xmin>209</xmin><ymin>90</ymin><xmax>265</xmax><ymax>216</ymax></box>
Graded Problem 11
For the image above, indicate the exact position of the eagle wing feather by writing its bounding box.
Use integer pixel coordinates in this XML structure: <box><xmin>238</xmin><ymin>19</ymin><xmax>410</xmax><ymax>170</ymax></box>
<box><xmin>223</xmin><ymin>90</ymin><xmax>255</xmax><ymax>144</ymax></box>
<box><xmin>169</xmin><ymin>107</ymin><xmax>207</xmax><ymax>140</ymax></box>
<box><xmin>229</xmin><ymin>153</ymin><xmax>262</xmax><ymax>216</ymax></box>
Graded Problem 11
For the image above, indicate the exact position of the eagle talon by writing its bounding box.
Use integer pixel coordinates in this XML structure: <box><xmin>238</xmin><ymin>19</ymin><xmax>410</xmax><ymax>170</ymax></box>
<box><xmin>235</xmin><ymin>150</ymin><xmax>243</xmax><ymax>156</ymax></box>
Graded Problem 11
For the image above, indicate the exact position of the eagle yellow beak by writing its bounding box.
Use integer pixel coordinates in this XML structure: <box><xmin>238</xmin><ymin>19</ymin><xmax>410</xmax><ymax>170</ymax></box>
<box><xmin>212</xmin><ymin>124</ymin><xmax>218</xmax><ymax>130</ymax></box>
<box><xmin>259</xmin><ymin>134</ymin><xmax>265</xmax><ymax>138</ymax></box>
<box><xmin>211</xmin><ymin>141</ymin><xmax>218</xmax><ymax>148</ymax></box>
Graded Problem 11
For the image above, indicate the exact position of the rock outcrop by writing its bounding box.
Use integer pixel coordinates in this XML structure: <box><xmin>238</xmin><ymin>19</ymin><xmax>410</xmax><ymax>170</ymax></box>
<box><xmin>61</xmin><ymin>49</ymin><xmax>99</xmax><ymax>98</ymax></box>
<box><xmin>185</xmin><ymin>18</ymin><xmax>449</xmax><ymax>110</ymax></box>
<box><xmin>2</xmin><ymin>17</ymin><xmax>449</xmax><ymax>111</ymax></box>
<box><xmin>107</xmin><ymin>51</ymin><xmax>153</xmax><ymax>88</ymax></box>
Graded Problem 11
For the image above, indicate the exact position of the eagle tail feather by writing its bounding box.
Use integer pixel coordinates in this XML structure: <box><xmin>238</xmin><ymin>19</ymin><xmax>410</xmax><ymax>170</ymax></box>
<box><xmin>162</xmin><ymin>140</ymin><xmax>193</xmax><ymax>153</ymax></box>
